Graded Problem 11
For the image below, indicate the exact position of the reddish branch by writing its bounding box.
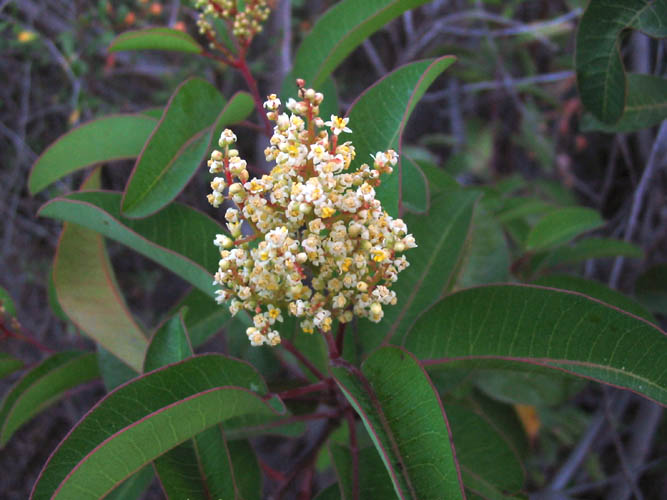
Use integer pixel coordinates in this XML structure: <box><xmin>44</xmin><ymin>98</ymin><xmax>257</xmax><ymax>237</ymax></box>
<box><xmin>281</xmin><ymin>337</ymin><xmax>327</xmax><ymax>381</ymax></box>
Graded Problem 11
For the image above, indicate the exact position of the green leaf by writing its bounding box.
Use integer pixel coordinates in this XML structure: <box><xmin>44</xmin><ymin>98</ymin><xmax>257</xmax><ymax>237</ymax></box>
<box><xmin>283</xmin><ymin>0</ymin><xmax>431</xmax><ymax>97</ymax></box>
<box><xmin>575</xmin><ymin>0</ymin><xmax>667</xmax><ymax>124</ymax></box>
<box><xmin>40</xmin><ymin>191</ymin><xmax>224</xmax><ymax>297</ymax></box>
<box><xmin>0</xmin><ymin>351</ymin><xmax>99</xmax><ymax>446</ymax></box>
<box><xmin>0</xmin><ymin>285</ymin><xmax>17</xmax><ymax>318</ymax></box>
<box><xmin>457</xmin><ymin>204</ymin><xmax>510</xmax><ymax>288</ymax></box>
<box><xmin>329</xmin><ymin>444</ymin><xmax>396</xmax><ymax>499</ymax></box>
<box><xmin>144</xmin><ymin>310</ymin><xmax>193</xmax><ymax>373</ymax></box>
<box><xmin>53</xmin><ymin>172</ymin><xmax>148</xmax><ymax>371</ymax></box>
<box><xmin>495</xmin><ymin>197</ymin><xmax>554</xmax><ymax>224</ymax></box>
<box><xmin>108</xmin><ymin>27</ymin><xmax>204</xmax><ymax>54</ymax></box>
<box><xmin>347</xmin><ymin>56</ymin><xmax>456</xmax><ymax>217</ymax></box>
<box><xmin>525</xmin><ymin>207</ymin><xmax>604</xmax><ymax>252</ymax></box>
<box><xmin>28</xmin><ymin>115</ymin><xmax>157</xmax><ymax>194</ymax></box>
<box><xmin>97</xmin><ymin>346</ymin><xmax>139</xmax><ymax>392</ymax></box>
<box><xmin>360</xmin><ymin>189</ymin><xmax>478</xmax><ymax>352</ymax></box>
<box><xmin>446</xmin><ymin>404</ymin><xmax>524</xmax><ymax>497</ymax></box>
<box><xmin>473</xmin><ymin>370</ymin><xmax>583</xmax><ymax>407</ymax></box>
<box><xmin>144</xmin><ymin>314</ymin><xmax>261</xmax><ymax>500</ymax></box>
<box><xmin>533</xmin><ymin>274</ymin><xmax>654</xmax><ymax>322</ymax></box>
<box><xmin>47</xmin><ymin>265</ymin><xmax>68</xmax><ymax>322</ymax></box>
<box><xmin>534</xmin><ymin>237</ymin><xmax>643</xmax><ymax>273</ymax></box>
<box><xmin>331</xmin><ymin>347</ymin><xmax>464</xmax><ymax>500</ymax></box>
<box><xmin>580</xmin><ymin>74</ymin><xmax>667</xmax><ymax>132</ymax></box>
<box><xmin>0</xmin><ymin>353</ymin><xmax>23</xmax><ymax>380</ymax></box>
<box><xmin>404</xmin><ymin>284</ymin><xmax>667</xmax><ymax>405</ymax></box>
<box><xmin>635</xmin><ymin>264</ymin><xmax>667</xmax><ymax>316</ymax></box>
<box><xmin>171</xmin><ymin>288</ymin><xmax>231</xmax><ymax>348</ymax></box>
<box><xmin>314</xmin><ymin>484</ymin><xmax>342</xmax><ymax>500</ymax></box>
<box><xmin>105</xmin><ymin>466</ymin><xmax>154</xmax><ymax>500</ymax></box>
<box><xmin>121</xmin><ymin>79</ymin><xmax>225</xmax><ymax>218</ymax></box>
<box><xmin>401</xmin><ymin>153</ymin><xmax>429</xmax><ymax>214</ymax></box>
<box><xmin>31</xmin><ymin>355</ymin><xmax>282</xmax><ymax>500</ymax></box>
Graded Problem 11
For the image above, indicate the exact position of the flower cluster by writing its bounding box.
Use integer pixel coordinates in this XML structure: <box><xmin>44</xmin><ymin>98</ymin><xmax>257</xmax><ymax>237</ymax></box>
<box><xmin>194</xmin><ymin>0</ymin><xmax>272</xmax><ymax>45</ymax></box>
<box><xmin>207</xmin><ymin>81</ymin><xmax>416</xmax><ymax>347</ymax></box>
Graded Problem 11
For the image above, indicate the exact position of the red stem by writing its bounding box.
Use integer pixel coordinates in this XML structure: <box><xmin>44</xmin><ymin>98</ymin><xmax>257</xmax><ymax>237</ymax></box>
<box><xmin>297</xmin><ymin>466</ymin><xmax>314</xmax><ymax>500</ymax></box>
<box><xmin>335</xmin><ymin>321</ymin><xmax>347</xmax><ymax>356</ymax></box>
<box><xmin>1</xmin><ymin>321</ymin><xmax>54</xmax><ymax>354</ymax></box>
<box><xmin>281</xmin><ymin>337</ymin><xmax>327</xmax><ymax>381</ymax></box>
<box><xmin>323</xmin><ymin>329</ymin><xmax>339</xmax><ymax>359</ymax></box>
<box><xmin>274</xmin><ymin>380</ymin><xmax>330</xmax><ymax>400</ymax></box>
<box><xmin>258</xmin><ymin>458</ymin><xmax>286</xmax><ymax>483</ymax></box>
<box><xmin>234</xmin><ymin>56</ymin><xmax>273</xmax><ymax>137</ymax></box>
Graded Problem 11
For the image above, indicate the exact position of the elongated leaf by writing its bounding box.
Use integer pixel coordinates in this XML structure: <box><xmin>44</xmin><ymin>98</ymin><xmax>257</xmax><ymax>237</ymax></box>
<box><xmin>581</xmin><ymin>74</ymin><xmax>667</xmax><ymax>132</ymax></box>
<box><xmin>331</xmin><ymin>347</ymin><xmax>464</xmax><ymax>500</ymax></box>
<box><xmin>495</xmin><ymin>197</ymin><xmax>554</xmax><ymax>224</ymax></box>
<box><xmin>474</xmin><ymin>364</ymin><xmax>584</xmax><ymax>407</ymax></box>
<box><xmin>576</xmin><ymin>0</ymin><xmax>667</xmax><ymax>124</ymax></box>
<box><xmin>457</xmin><ymin>204</ymin><xmax>510</xmax><ymax>288</ymax></box>
<box><xmin>145</xmin><ymin>314</ymin><xmax>261</xmax><ymax>500</ymax></box>
<box><xmin>525</xmin><ymin>207</ymin><xmax>603</xmax><ymax>252</ymax></box>
<box><xmin>105</xmin><ymin>466</ymin><xmax>154</xmax><ymax>500</ymax></box>
<box><xmin>28</xmin><ymin>114</ymin><xmax>157</xmax><ymax>195</ymax></box>
<box><xmin>635</xmin><ymin>264</ymin><xmax>667</xmax><ymax>316</ymax></box>
<box><xmin>401</xmin><ymin>153</ymin><xmax>429</xmax><ymax>214</ymax></box>
<box><xmin>0</xmin><ymin>353</ymin><xmax>23</xmax><ymax>380</ymax></box>
<box><xmin>171</xmin><ymin>289</ymin><xmax>231</xmax><ymax>348</ymax></box>
<box><xmin>40</xmin><ymin>190</ymin><xmax>224</xmax><ymax>297</ymax></box>
<box><xmin>405</xmin><ymin>284</ymin><xmax>667</xmax><ymax>405</ymax></box>
<box><xmin>0</xmin><ymin>285</ymin><xmax>16</xmax><ymax>318</ymax></box>
<box><xmin>284</xmin><ymin>0</ymin><xmax>430</xmax><ymax>97</ymax></box>
<box><xmin>347</xmin><ymin>56</ymin><xmax>456</xmax><ymax>216</ymax></box>
<box><xmin>314</xmin><ymin>484</ymin><xmax>342</xmax><ymax>500</ymax></box>
<box><xmin>329</xmin><ymin>444</ymin><xmax>396</xmax><ymax>499</ymax></box>
<box><xmin>144</xmin><ymin>311</ymin><xmax>193</xmax><ymax>373</ymax></box>
<box><xmin>97</xmin><ymin>346</ymin><xmax>139</xmax><ymax>392</ymax></box>
<box><xmin>533</xmin><ymin>274</ymin><xmax>654</xmax><ymax>322</ymax></box>
<box><xmin>446</xmin><ymin>404</ymin><xmax>524</xmax><ymax>497</ymax></box>
<box><xmin>122</xmin><ymin>79</ymin><xmax>224</xmax><ymax>218</ymax></box>
<box><xmin>54</xmin><ymin>172</ymin><xmax>148</xmax><ymax>371</ymax></box>
<box><xmin>0</xmin><ymin>351</ymin><xmax>99</xmax><ymax>446</ymax></box>
<box><xmin>31</xmin><ymin>355</ymin><xmax>282</xmax><ymax>500</ymax></box>
<box><xmin>534</xmin><ymin>237</ymin><xmax>643</xmax><ymax>273</ymax></box>
<box><xmin>360</xmin><ymin>189</ymin><xmax>478</xmax><ymax>352</ymax></box>
<box><xmin>109</xmin><ymin>27</ymin><xmax>203</xmax><ymax>54</ymax></box>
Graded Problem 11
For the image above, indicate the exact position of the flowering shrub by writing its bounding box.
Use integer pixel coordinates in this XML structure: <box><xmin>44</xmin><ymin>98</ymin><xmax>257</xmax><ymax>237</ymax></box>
<box><xmin>4</xmin><ymin>1</ymin><xmax>666</xmax><ymax>499</ymax></box>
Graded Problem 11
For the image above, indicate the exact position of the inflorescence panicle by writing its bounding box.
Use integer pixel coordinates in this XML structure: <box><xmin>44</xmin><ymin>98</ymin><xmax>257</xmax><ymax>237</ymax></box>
<box><xmin>206</xmin><ymin>80</ymin><xmax>416</xmax><ymax>347</ymax></box>
<box><xmin>194</xmin><ymin>0</ymin><xmax>272</xmax><ymax>47</ymax></box>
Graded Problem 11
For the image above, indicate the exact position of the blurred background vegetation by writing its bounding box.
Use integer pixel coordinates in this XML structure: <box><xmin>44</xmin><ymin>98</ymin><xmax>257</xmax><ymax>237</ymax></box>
<box><xmin>1</xmin><ymin>0</ymin><xmax>665</xmax><ymax>498</ymax></box>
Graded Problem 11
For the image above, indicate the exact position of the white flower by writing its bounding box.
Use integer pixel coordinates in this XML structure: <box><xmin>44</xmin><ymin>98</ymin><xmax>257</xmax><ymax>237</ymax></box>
<box><xmin>218</xmin><ymin>129</ymin><xmax>237</xmax><ymax>147</ymax></box>
<box><xmin>324</xmin><ymin>115</ymin><xmax>352</xmax><ymax>135</ymax></box>
<box><xmin>263</xmin><ymin>93</ymin><xmax>281</xmax><ymax>111</ymax></box>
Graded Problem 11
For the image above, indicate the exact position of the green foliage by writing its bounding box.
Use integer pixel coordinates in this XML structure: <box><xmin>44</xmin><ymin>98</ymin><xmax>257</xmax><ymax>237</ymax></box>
<box><xmin>332</xmin><ymin>347</ymin><xmax>464</xmax><ymax>499</ymax></box>
<box><xmin>0</xmin><ymin>352</ymin><xmax>99</xmax><ymax>446</ymax></box>
<box><xmin>122</xmin><ymin>80</ymin><xmax>252</xmax><ymax>217</ymax></box>
<box><xmin>283</xmin><ymin>0</ymin><xmax>432</xmax><ymax>97</ymax></box>
<box><xmin>41</xmin><ymin>191</ymin><xmax>224</xmax><ymax>296</ymax></box>
<box><xmin>576</xmin><ymin>0</ymin><xmax>667</xmax><ymax>127</ymax></box>
<box><xmin>53</xmin><ymin>170</ymin><xmax>148</xmax><ymax>371</ymax></box>
<box><xmin>28</xmin><ymin>114</ymin><xmax>157</xmax><ymax>194</ymax></box>
<box><xmin>31</xmin><ymin>355</ymin><xmax>282</xmax><ymax>500</ymax></box>
<box><xmin>347</xmin><ymin>56</ymin><xmax>456</xmax><ymax>216</ymax></box>
<box><xmin>525</xmin><ymin>207</ymin><xmax>604</xmax><ymax>252</ymax></box>
<box><xmin>108</xmin><ymin>27</ymin><xmax>204</xmax><ymax>54</ymax></box>
<box><xmin>405</xmin><ymin>285</ymin><xmax>667</xmax><ymax>405</ymax></box>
